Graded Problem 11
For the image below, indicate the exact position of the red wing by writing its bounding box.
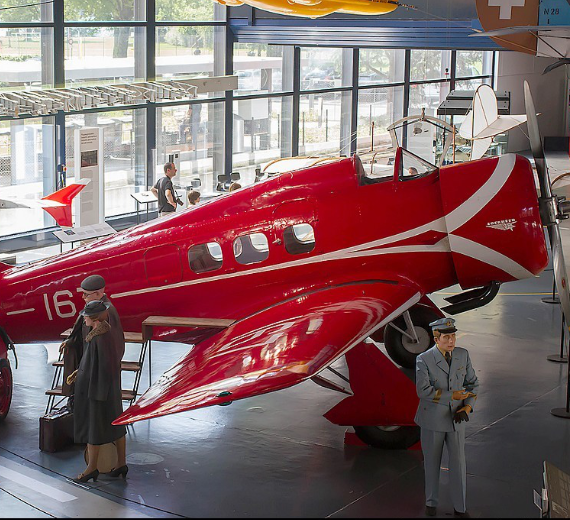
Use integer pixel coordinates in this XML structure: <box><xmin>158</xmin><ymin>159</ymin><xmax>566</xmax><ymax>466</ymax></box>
<box><xmin>114</xmin><ymin>282</ymin><xmax>421</xmax><ymax>425</ymax></box>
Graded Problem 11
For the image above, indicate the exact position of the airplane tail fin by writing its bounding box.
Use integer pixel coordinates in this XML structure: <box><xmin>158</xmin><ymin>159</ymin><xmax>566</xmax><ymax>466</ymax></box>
<box><xmin>41</xmin><ymin>179</ymin><xmax>90</xmax><ymax>228</ymax></box>
<box><xmin>459</xmin><ymin>84</ymin><xmax>527</xmax><ymax>159</ymax></box>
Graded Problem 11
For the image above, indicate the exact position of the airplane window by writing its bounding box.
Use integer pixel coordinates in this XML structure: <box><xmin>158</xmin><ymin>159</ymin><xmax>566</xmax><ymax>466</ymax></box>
<box><xmin>358</xmin><ymin>154</ymin><xmax>393</xmax><ymax>186</ymax></box>
<box><xmin>250</xmin><ymin>233</ymin><xmax>269</xmax><ymax>252</ymax></box>
<box><xmin>233</xmin><ymin>237</ymin><xmax>243</xmax><ymax>258</ymax></box>
<box><xmin>399</xmin><ymin>149</ymin><xmax>437</xmax><ymax>181</ymax></box>
<box><xmin>208</xmin><ymin>242</ymin><xmax>223</xmax><ymax>261</ymax></box>
<box><xmin>284</xmin><ymin>223</ymin><xmax>315</xmax><ymax>255</ymax></box>
<box><xmin>234</xmin><ymin>233</ymin><xmax>269</xmax><ymax>265</ymax></box>
<box><xmin>188</xmin><ymin>242</ymin><xmax>223</xmax><ymax>274</ymax></box>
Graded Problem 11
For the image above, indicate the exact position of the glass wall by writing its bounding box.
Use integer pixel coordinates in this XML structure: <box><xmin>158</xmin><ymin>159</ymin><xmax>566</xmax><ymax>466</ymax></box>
<box><xmin>234</xmin><ymin>43</ymin><xmax>288</xmax><ymax>95</ymax></box>
<box><xmin>65</xmin><ymin>27</ymin><xmax>146</xmax><ymax>86</ymax></box>
<box><xmin>64</xmin><ymin>0</ymin><xmax>144</xmax><ymax>21</ymax></box>
<box><xmin>65</xmin><ymin>109</ymin><xmax>146</xmax><ymax>217</ymax></box>
<box><xmin>456</xmin><ymin>50</ymin><xmax>493</xmax><ymax>78</ymax></box>
<box><xmin>410</xmin><ymin>49</ymin><xmax>451</xmax><ymax>82</ymax></box>
<box><xmin>0</xmin><ymin>117</ymin><xmax>55</xmax><ymax>233</ymax></box>
<box><xmin>299</xmin><ymin>92</ymin><xmax>349</xmax><ymax>156</ymax></box>
<box><xmin>155</xmin><ymin>0</ymin><xmax>216</xmax><ymax>22</ymax></box>
<box><xmin>0</xmin><ymin>28</ymin><xmax>54</xmax><ymax>90</ymax></box>
<box><xmin>301</xmin><ymin>47</ymin><xmax>351</xmax><ymax>90</ymax></box>
<box><xmin>157</xmin><ymin>102</ymin><xmax>225</xmax><ymax>196</ymax></box>
<box><xmin>233</xmin><ymin>96</ymin><xmax>292</xmax><ymax>182</ymax></box>
<box><xmin>0</xmin><ymin>0</ymin><xmax>52</xmax><ymax>22</ymax></box>
<box><xmin>156</xmin><ymin>26</ymin><xmax>215</xmax><ymax>81</ymax></box>
<box><xmin>359</xmin><ymin>49</ymin><xmax>405</xmax><ymax>85</ymax></box>
<box><xmin>357</xmin><ymin>86</ymin><xmax>404</xmax><ymax>154</ymax></box>
<box><xmin>0</xmin><ymin>0</ymin><xmax>496</xmax><ymax>240</ymax></box>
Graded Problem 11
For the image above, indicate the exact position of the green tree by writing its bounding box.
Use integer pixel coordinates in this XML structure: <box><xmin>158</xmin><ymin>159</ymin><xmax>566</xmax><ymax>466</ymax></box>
<box><xmin>0</xmin><ymin>0</ymin><xmax>41</xmax><ymax>23</ymax></box>
<box><xmin>65</xmin><ymin>0</ymin><xmax>134</xmax><ymax>57</ymax></box>
<box><xmin>157</xmin><ymin>0</ymin><xmax>215</xmax><ymax>50</ymax></box>
<box><xmin>0</xmin><ymin>0</ymin><xmax>217</xmax><ymax>56</ymax></box>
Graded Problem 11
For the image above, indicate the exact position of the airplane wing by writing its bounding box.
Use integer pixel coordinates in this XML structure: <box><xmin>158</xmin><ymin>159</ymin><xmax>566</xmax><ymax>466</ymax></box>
<box><xmin>114</xmin><ymin>281</ymin><xmax>422</xmax><ymax>425</ymax></box>
<box><xmin>0</xmin><ymin>198</ymin><xmax>65</xmax><ymax>209</ymax></box>
<box><xmin>0</xmin><ymin>179</ymin><xmax>90</xmax><ymax>227</ymax></box>
<box><xmin>470</xmin><ymin>25</ymin><xmax>570</xmax><ymax>38</ymax></box>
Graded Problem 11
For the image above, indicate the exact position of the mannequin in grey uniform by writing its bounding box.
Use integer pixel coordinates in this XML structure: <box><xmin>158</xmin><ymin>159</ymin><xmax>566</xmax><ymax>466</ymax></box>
<box><xmin>415</xmin><ymin>318</ymin><xmax>479</xmax><ymax>518</ymax></box>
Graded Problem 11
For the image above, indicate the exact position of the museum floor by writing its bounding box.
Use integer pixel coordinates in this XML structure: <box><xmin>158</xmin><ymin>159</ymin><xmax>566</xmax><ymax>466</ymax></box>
<box><xmin>2</xmin><ymin>155</ymin><xmax>570</xmax><ymax>518</ymax></box>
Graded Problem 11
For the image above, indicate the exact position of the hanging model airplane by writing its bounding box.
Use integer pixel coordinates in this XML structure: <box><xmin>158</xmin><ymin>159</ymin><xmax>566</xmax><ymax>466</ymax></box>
<box><xmin>214</xmin><ymin>0</ymin><xmax>401</xmax><ymax>18</ymax></box>
<box><xmin>473</xmin><ymin>0</ymin><xmax>570</xmax><ymax>73</ymax></box>
<box><xmin>0</xmin><ymin>179</ymin><xmax>90</xmax><ymax>228</ymax></box>
<box><xmin>0</xmin><ymin>83</ymin><xmax>566</xmax><ymax>449</ymax></box>
<box><xmin>459</xmin><ymin>84</ymin><xmax>527</xmax><ymax>160</ymax></box>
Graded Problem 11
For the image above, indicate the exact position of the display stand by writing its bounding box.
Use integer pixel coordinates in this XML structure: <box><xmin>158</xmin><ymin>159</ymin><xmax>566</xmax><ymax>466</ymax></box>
<box><xmin>551</xmin><ymin>319</ymin><xmax>570</xmax><ymax>418</ymax></box>
<box><xmin>543</xmin><ymin>276</ymin><xmax>561</xmax><ymax>305</ymax></box>
<box><xmin>548</xmin><ymin>314</ymin><xmax>568</xmax><ymax>363</ymax></box>
<box><xmin>131</xmin><ymin>191</ymin><xmax>157</xmax><ymax>224</ymax></box>
<box><xmin>53</xmin><ymin>222</ymin><xmax>116</xmax><ymax>251</ymax></box>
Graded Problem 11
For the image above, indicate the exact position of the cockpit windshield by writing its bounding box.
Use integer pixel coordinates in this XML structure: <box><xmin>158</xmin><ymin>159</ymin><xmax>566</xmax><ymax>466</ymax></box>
<box><xmin>399</xmin><ymin>149</ymin><xmax>437</xmax><ymax>181</ymax></box>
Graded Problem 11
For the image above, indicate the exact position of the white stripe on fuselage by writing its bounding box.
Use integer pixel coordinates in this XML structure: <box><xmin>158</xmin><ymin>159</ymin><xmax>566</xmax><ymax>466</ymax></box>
<box><xmin>113</xmin><ymin>222</ymin><xmax>450</xmax><ymax>299</ymax></box>
<box><xmin>6</xmin><ymin>308</ymin><xmax>35</xmax><ymax>316</ymax></box>
<box><xmin>448</xmin><ymin>235</ymin><xmax>533</xmax><ymax>280</ymax></box>
<box><xmin>112</xmin><ymin>155</ymin><xmax>527</xmax><ymax>300</ymax></box>
<box><xmin>445</xmin><ymin>154</ymin><xmax>516</xmax><ymax>232</ymax></box>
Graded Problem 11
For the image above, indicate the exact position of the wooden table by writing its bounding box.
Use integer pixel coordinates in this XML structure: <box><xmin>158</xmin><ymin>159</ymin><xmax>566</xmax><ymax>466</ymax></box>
<box><xmin>141</xmin><ymin>316</ymin><xmax>235</xmax><ymax>384</ymax></box>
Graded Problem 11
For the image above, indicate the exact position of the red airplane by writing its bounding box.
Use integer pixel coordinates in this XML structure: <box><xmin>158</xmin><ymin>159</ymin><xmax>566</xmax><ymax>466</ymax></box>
<box><xmin>0</xmin><ymin>84</ymin><xmax>564</xmax><ymax>448</ymax></box>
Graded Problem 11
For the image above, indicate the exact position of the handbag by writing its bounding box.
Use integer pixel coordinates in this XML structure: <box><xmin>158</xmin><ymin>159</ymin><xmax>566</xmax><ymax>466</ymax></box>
<box><xmin>39</xmin><ymin>407</ymin><xmax>74</xmax><ymax>453</ymax></box>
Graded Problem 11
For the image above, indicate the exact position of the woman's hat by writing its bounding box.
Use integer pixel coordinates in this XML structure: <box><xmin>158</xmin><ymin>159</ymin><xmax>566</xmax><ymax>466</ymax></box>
<box><xmin>80</xmin><ymin>299</ymin><xmax>111</xmax><ymax>317</ymax></box>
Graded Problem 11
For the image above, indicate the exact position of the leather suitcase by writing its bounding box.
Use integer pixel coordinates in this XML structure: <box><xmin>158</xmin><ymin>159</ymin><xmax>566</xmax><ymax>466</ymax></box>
<box><xmin>39</xmin><ymin>408</ymin><xmax>74</xmax><ymax>453</ymax></box>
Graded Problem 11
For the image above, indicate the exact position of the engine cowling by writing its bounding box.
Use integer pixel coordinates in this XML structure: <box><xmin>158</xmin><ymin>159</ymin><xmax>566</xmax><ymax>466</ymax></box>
<box><xmin>439</xmin><ymin>154</ymin><xmax>548</xmax><ymax>290</ymax></box>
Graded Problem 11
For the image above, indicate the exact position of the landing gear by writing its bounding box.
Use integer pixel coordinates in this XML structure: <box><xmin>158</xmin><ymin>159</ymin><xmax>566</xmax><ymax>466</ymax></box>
<box><xmin>382</xmin><ymin>305</ymin><xmax>441</xmax><ymax>369</ymax></box>
<box><xmin>0</xmin><ymin>358</ymin><xmax>12</xmax><ymax>421</ymax></box>
<box><xmin>353</xmin><ymin>425</ymin><xmax>420</xmax><ymax>449</ymax></box>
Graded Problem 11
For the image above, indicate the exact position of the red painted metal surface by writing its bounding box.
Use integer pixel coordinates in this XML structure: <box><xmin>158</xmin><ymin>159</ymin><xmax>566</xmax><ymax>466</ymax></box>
<box><xmin>115</xmin><ymin>282</ymin><xmax>420</xmax><ymax>424</ymax></box>
<box><xmin>324</xmin><ymin>342</ymin><xmax>419</xmax><ymax>427</ymax></box>
<box><xmin>0</xmin><ymin>150</ymin><xmax>548</xmax><ymax>426</ymax></box>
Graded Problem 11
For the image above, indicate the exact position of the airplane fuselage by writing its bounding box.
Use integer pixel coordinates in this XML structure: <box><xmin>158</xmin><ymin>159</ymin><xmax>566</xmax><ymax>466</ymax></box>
<box><xmin>0</xmin><ymin>151</ymin><xmax>547</xmax><ymax>348</ymax></box>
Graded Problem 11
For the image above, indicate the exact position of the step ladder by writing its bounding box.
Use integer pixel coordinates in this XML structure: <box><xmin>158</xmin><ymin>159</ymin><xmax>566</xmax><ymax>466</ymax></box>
<box><xmin>45</xmin><ymin>330</ymin><xmax>146</xmax><ymax>415</ymax></box>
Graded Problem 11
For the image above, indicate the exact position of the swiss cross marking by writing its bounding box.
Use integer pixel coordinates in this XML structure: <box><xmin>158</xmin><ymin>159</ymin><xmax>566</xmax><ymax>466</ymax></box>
<box><xmin>487</xmin><ymin>0</ymin><xmax>526</xmax><ymax>20</ymax></box>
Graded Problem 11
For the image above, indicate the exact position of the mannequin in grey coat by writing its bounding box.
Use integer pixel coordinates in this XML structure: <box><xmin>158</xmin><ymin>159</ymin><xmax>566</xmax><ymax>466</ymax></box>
<box><xmin>415</xmin><ymin>318</ymin><xmax>479</xmax><ymax>518</ymax></box>
<box><xmin>67</xmin><ymin>300</ymin><xmax>127</xmax><ymax>483</ymax></box>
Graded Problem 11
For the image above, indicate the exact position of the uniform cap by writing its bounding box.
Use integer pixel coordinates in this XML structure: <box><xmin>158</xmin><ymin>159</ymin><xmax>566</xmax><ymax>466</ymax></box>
<box><xmin>80</xmin><ymin>299</ymin><xmax>110</xmax><ymax>317</ymax></box>
<box><xmin>429</xmin><ymin>317</ymin><xmax>457</xmax><ymax>333</ymax></box>
<box><xmin>80</xmin><ymin>275</ymin><xmax>106</xmax><ymax>292</ymax></box>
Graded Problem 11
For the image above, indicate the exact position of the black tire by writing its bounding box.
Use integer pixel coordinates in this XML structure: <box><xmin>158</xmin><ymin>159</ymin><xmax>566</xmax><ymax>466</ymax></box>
<box><xmin>354</xmin><ymin>425</ymin><xmax>420</xmax><ymax>449</ymax></box>
<box><xmin>383</xmin><ymin>305</ymin><xmax>441</xmax><ymax>369</ymax></box>
<box><xmin>0</xmin><ymin>358</ymin><xmax>12</xmax><ymax>422</ymax></box>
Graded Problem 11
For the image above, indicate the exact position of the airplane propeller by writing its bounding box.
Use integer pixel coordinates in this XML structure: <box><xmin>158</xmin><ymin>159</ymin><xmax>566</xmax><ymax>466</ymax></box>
<box><xmin>524</xmin><ymin>81</ymin><xmax>570</xmax><ymax>329</ymax></box>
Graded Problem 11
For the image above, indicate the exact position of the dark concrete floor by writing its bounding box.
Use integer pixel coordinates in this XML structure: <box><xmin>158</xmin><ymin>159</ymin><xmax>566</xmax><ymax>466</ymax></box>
<box><xmin>0</xmin><ymin>263</ymin><xmax>568</xmax><ymax>518</ymax></box>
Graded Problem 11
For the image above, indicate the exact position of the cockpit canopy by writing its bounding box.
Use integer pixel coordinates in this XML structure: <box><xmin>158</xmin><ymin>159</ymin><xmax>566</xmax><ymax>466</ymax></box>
<box><xmin>358</xmin><ymin>148</ymin><xmax>437</xmax><ymax>186</ymax></box>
